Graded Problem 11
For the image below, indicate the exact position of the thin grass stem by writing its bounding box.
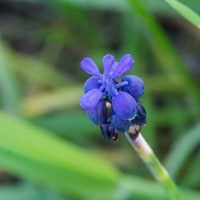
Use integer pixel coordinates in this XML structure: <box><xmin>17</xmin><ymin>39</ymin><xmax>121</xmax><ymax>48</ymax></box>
<box><xmin>125</xmin><ymin>126</ymin><xmax>181</xmax><ymax>200</ymax></box>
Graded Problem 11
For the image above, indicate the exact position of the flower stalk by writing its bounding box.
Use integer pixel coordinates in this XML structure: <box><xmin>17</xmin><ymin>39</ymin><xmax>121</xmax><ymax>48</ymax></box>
<box><xmin>125</xmin><ymin>126</ymin><xmax>181</xmax><ymax>200</ymax></box>
<box><xmin>79</xmin><ymin>53</ymin><xmax>181</xmax><ymax>199</ymax></box>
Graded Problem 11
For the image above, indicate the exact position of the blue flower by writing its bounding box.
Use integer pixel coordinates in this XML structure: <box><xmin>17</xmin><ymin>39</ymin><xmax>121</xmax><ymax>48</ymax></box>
<box><xmin>87</xmin><ymin>100</ymin><xmax>107</xmax><ymax>125</ymax></box>
<box><xmin>121</xmin><ymin>75</ymin><xmax>144</xmax><ymax>101</ymax></box>
<box><xmin>79</xmin><ymin>54</ymin><xmax>146</xmax><ymax>140</ymax></box>
<box><xmin>132</xmin><ymin>102</ymin><xmax>146</xmax><ymax>126</ymax></box>
<box><xmin>112</xmin><ymin>91</ymin><xmax>137</xmax><ymax>120</ymax></box>
<box><xmin>100</xmin><ymin>123</ymin><xmax>116</xmax><ymax>140</ymax></box>
<box><xmin>110</xmin><ymin>114</ymin><xmax>131</xmax><ymax>132</ymax></box>
<box><xmin>80</xmin><ymin>54</ymin><xmax>135</xmax><ymax>114</ymax></box>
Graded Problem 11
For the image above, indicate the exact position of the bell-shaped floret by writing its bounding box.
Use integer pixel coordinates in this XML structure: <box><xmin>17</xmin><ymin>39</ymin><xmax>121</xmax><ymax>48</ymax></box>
<box><xmin>103</xmin><ymin>54</ymin><xmax>115</xmax><ymax>76</ymax></box>
<box><xmin>111</xmin><ymin>114</ymin><xmax>131</xmax><ymax>132</ymax></box>
<box><xmin>100</xmin><ymin>123</ymin><xmax>115</xmax><ymax>140</ymax></box>
<box><xmin>87</xmin><ymin>100</ymin><xmax>107</xmax><ymax>125</ymax></box>
<box><xmin>79</xmin><ymin>89</ymin><xmax>103</xmax><ymax>110</ymax></box>
<box><xmin>112</xmin><ymin>91</ymin><xmax>137</xmax><ymax>120</ymax></box>
<box><xmin>81</xmin><ymin>57</ymin><xmax>99</xmax><ymax>75</ymax></box>
<box><xmin>121</xmin><ymin>75</ymin><xmax>144</xmax><ymax>100</ymax></box>
<box><xmin>110</xmin><ymin>54</ymin><xmax>134</xmax><ymax>79</ymax></box>
<box><xmin>132</xmin><ymin>102</ymin><xmax>146</xmax><ymax>126</ymax></box>
<box><xmin>83</xmin><ymin>76</ymin><xmax>101</xmax><ymax>93</ymax></box>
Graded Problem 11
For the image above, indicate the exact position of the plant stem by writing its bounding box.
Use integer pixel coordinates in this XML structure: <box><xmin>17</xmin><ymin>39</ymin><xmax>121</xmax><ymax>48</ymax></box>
<box><xmin>125</xmin><ymin>126</ymin><xmax>181</xmax><ymax>200</ymax></box>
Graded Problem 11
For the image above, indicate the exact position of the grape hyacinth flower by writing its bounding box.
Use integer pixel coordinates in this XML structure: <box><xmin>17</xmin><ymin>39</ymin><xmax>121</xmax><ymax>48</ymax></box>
<box><xmin>79</xmin><ymin>54</ymin><xmax>181</xmax><ymax>200</ymax></box>
<box><xmin>79</xmin><ymin>54</ymin><xmax>146</xmax><ymax>140</ymax></box>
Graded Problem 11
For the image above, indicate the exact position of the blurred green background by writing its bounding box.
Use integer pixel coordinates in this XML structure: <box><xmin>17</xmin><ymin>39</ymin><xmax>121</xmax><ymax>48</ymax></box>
<box><xmin>0</xmin><ymin>0</ymin><xmax>200</xmax><ymax>199</ymax></box>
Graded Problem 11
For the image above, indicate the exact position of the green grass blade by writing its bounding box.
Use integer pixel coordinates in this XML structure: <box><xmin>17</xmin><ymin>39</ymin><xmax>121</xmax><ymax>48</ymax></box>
<box><xmin>0</xmin><ymin>112</ymin><xmax>200</xmax><ymax>199</ymax></box>
<box><xmin>166</xmin><ymin>0</ymin><xmax>200</xmax><ymax>28</ymax></box>
<box><xmin>0</xmin><ymin>42</ymin><xmax>22</xmax><ymax>116</ymax></box>
<box><xmin>181</xmin><ymin>154</ymin><xmax>200</xmax><ymax>187</ymax></box>
<box><xmin>129</xmin><ymin>0</ymin><xmax>200</xmax><ymax>106</ymax></box>
<box><xmin>0</xmin><ymin>183</ymin><xmax>64</xmax><ymax>200</ymax></box>
<box><xmin>34</xmin><ymin>112</ymin><xmax>98</xmax><ymax>144</ymax></box>
<box><xmin>23</xmin><ymin>86</ymin><xmax>83</xmax><ymax>117</ymax></box>
<box><xmin>119</xmin><ymin>176</ymin><xmax>200</xmax><ymax>200</ymax></box>
<box><xmin>0</xmin><ymin>112</ymin><xmax>119</xmax><ymax>199</ymax></box>
<box><xmin>165</xmin><ymin>123</ymin><xmax>200</xmax><ymax>179</ymax></box>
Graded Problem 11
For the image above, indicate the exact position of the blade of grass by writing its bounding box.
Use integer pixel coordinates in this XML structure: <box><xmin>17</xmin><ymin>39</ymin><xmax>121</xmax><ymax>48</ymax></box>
<box><xmin>51</xmin><ymin>0</ymin><xmax>200</xmax><ymax>15</ymax></box>
<box><xmin>119</xmin><ymin>176</ymin><xmax>200</xmax><ymax>200</ymax></box>
<box><xmin>0</xmin><ymin>111</ymin><xmax>119</xmax><ymax>199</ymax></box>
<box><xmin>0</xmin><ymin>112</ymin><xmax>200</xmax><ymax>199</ymax></box>
<box><xmin>165</xmin><ymin>0</ymin><xmax>200</xmax><ymax>29</ymax></box>
<box><xmin>8</xmin><ymin>46</ymin><xmax>73</xmax><ymax>89</ymax></box>
<box><xmin>0</xmin><ymin>41</ymin><xmax>22</xmax><ymax>116</ymax></box>
<box><xmin>165</xmin><ymin>123</ymin><xmax>200</xmax><ymax>179</ymax></box>
<box><xmin>23</xmin><ymin>86</ymin><xmax>83</xmax><ymax>117</ymax></box>
<box><xmin>129</xmin><ymin>0</ymin><xmax>200</xmax><ymax>111</ymax></box>
<box><xmin>0</xmin><ymin>182</ymin><xmax>65</xmax><ymax>200</ymax></box>
<box><xmin>181</xmin><ymin>154</ymin><xmax>200</xmax><ymax>187</ymax></box>
<box><xmin>34</xmin><ymin>112</ymin><xmax>98</xmax><ymax>144</ymax></box>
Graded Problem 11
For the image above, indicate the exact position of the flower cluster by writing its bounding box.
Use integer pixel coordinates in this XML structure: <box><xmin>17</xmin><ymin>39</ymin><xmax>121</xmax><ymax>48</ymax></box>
<box><xmin>79</xmin><ymin>54</ymin><xmax>146</xmax><ymax>140</ymax></box>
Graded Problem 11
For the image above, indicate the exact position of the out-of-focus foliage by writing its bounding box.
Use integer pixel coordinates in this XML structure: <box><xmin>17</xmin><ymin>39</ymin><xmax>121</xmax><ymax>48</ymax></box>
<box><xmin>0</xmin><ymin>0</ymin><xmax>200</xmax><ymax>199</ymax></box>
<box><xmin>166</xmin><ymin>0</ymin><xmax>200</xmax><ymax>28</ymax></box>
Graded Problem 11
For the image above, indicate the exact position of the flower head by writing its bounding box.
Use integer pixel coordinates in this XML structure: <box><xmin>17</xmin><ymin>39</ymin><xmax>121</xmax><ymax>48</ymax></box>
<box><xmin>79</xmin><ymin>54</ymin><xmax>146</xmax><ymax>140</ymax></box>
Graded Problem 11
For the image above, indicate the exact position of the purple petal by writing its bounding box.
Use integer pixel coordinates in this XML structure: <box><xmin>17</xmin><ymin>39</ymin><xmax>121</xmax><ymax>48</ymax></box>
<box><xmin>109</xmin><ymin>61</ymin><xmax>118</xmax><ymax>77</ymax></box>
<box><xmin>87</xmin><ymin>100</ymin><xmax>107</xmax><ymax>125</ymax></box>
<box><xmin>79</xmin><ymin>89</ymin><xmax>103</xmax><ymax>110</ymax></box>
<box><xmin>81</xmin><ymin>57</ymin><xmax>99</xmax><ymax>75</ymax></box>
<box><xmin>100</xmin><ymin>123</ymin><xmax>116</xmax><ymax>140</ymax></box>
<box><xmin>132</xmin><ymin>102</ymin><xmax>146</xmax><ymax>126</ymax></box>
<box><xmin>111</xmin><ymin>114</ymin><xmax>131</xmax><ymax>132</ymax></box>
<box><xmin>83</xmin><ymin>76</ymin><xmax>101</xmax><ymax>93</ymax></box>
<box><xmin>112</xmin><ymin>91</ymin><xmax>137</xmax><ymax>120</ymax></box>
<box><xmin>111</xmin><ymin>54</ymin><xmax>134</xmax><ymax>79</ymax></box>
<box><xmin>121</xmin><ymin>75</ymin><xmax>144</xmax><ymax>100</ymax></box>
<box><xmin>103</xmin><ymin>54</ymin><xmax>115</xmax><ymax>76</ymax></box>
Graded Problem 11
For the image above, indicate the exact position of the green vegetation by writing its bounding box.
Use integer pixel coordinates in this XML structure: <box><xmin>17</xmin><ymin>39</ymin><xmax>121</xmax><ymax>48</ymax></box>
<box><xmin>0</xmin><ymin>0</ymin><xmax>199</xmax><ymax>199</ymax></box>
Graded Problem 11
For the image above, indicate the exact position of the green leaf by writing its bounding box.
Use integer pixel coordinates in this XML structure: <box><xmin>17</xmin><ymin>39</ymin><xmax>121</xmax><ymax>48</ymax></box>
<box><xmin>181</xmin><ymin>154</ymin><xmax>200</xmax><ymax>187</ymax></box>
<box><xmin>50</xmin><ymin>0</ymin><xmax>200</xmax><ymax>16</ymax></box>
<box><xmin>0</xmin><ymin>112</ymin><xmax>119</xmax><ymax>199</ymax></box>
<box><xmin>51</xmin><ymin>0</ymin><xmax>128</xmax><ymax>11</ymax></box>
<box><xmin>0</xmin><ymin>41</ymin><xmax>22</xmax><ymax>116</ymax></box>
<box><xmin>166</xmin><ymin>0</ymin><xmax>200</xmax><ymax>28</ymax></box>
<box><xmin>23</xmin><ymin>86</ymin><xmax>83</xmax><ymax>117</ymax></box>
<box><xmin>165</xmin><ymin>123</ymin><xmax>200</xmax><ymax>179</ymax></box>
<box><xmin>128</xmin><ymin>0</ymin><xmax>200</xmax><ymax>106</ymax></box>
<box><xmin>119</xmin><ymin>176</ymin><xmax>200</xmax><ymax>200</ymax></box>
<box><xmin>0</xmin><ymin>112</ymin><xmax>200</xmax><ymax>199</ymax></box>
<box><xmin>0</xmin><ymin>183</ymin><xmax>65</xmax><ymax>200</ymax></box>
<box><xmin>34</xmin><ymin>112</ymin><xmax>98</xmax><ymax>144</ymax></box>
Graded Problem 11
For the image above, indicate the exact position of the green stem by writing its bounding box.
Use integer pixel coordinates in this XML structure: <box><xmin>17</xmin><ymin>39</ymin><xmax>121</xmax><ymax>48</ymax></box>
<box><xmin>125</xmin><ymin>126</ymin><xmax>181</xmax><ymax>200</ymax></box>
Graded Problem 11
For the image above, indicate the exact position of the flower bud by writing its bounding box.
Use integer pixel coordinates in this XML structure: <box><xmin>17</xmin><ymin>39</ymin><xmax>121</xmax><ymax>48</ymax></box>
<box><xmin>132</xmin><ymin>102</ymin><xmax>146</xmax><ymax>126</ymax></box>
<box><xmin>111</xmin><ymin>114</ymin><xmax>131</xmax><ymax>132</ymax></box>
<box><xmin>100</xmin><ymin>123</ymin><xmax>115</xmax><ymax>140</ymax></box>
<box><xmin>121</xmin><ymin>75</ymin><xmax>144</xmax><ymax>100</ymax></box>
<box><xmin>112</xmin><ymin>91</ymin><xmax>137</xmax><ymax>120</ymax></box>
<box><xmin>83</xmin><ymin>76</ymin><xmax>100</xmax><ymax>93</ymax></box>
<box><xmin>87</xmin><ymin>100</ymin><xmax>107</xmax><ymax>125</ymax></box>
